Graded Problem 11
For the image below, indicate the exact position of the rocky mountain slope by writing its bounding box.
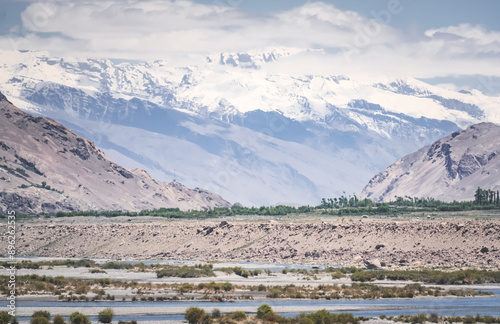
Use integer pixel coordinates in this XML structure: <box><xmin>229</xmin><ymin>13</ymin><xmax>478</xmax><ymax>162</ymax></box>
<box><xmin>360</xmin><ymin>122</ymin><xmax>500</xmax><ymax>202</ymax></box>
<box><xmin>0</xmin><ymin>92</ymin><xmax>229</xmax><ymax>214</ymax></box>
<box><xmin>1</xmin><ymin>49</ymin><xmax>500</xmax><ymax>205</ymax></box>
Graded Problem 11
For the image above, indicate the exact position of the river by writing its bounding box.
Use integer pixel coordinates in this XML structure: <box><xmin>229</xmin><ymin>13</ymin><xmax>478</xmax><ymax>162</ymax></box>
<box><xmin>17</xmin><ymin>291</ymin><xmax>500</xmax><ymax>321</ymax></box>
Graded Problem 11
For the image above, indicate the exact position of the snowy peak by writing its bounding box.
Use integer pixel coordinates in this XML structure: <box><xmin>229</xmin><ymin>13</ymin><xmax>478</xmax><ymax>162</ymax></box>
<box><xmin>205</xmin><ymin>48</ymin><xmax>318</xmax><ymax>69</ymax></box>
<box><xmin>360</xmin><ymin>122</ymin><xmax>500</xmax><ymax>202</ymax></box>
<box><xmin>2</xmin><ymin>49</ymin><xmax>500</xmax><ymax>205</ymax></box>
<box><xmin>1</xmin><ymin>49</ymin><xmax>497</xmax><ymax>127</ymax></box>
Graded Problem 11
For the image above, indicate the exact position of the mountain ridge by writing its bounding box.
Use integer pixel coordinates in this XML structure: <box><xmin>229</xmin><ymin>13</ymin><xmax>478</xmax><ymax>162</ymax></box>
<box><xmin>1</xmin><ymin>49</ymin><xmax>500</xmax><ymax>205</ymax></box>
<box><xmin>0</xmin><ymin>92</ymin><xmax>230</xmax><ymax>214</ymax></box>
<box><xmin>360</xmin><ymin>122</ymin><xmax>500</xmax><ymax>202</ymax></box>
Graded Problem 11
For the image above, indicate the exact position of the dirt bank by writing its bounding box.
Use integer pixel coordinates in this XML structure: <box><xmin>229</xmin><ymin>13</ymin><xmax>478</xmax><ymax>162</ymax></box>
<box><xmin>3</xmin><ymin>217</ymin><xmax>499</xmax><ymax>269</ymax></box>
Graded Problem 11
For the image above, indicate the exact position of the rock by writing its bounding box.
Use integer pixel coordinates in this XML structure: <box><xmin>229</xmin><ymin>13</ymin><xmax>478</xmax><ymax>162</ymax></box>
<box><xmin>480</xmin><ymin>247</ymin><xmax>489</xmax><ymax>253</ymax></box>
<box><xmin>353</xmin><ymin>255</ymin><xmax>363</xmax><ymax>263</ymax></box>
<box><xmin>375</xmin><ymin>243</ymin><xmax>386</xmax><ymax>250</ymax></box>
<box><xmin>365</xmin><ymin>258</ymin><xmax>382</xmax><ymax>269</ymax></box>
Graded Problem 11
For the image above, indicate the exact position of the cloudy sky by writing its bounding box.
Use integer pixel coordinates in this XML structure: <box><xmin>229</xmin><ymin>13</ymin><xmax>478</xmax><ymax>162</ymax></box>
<box><xmin>1</xmin><ymin>0</ymin><xmax>500</xmax><ymax>92</ymax></box>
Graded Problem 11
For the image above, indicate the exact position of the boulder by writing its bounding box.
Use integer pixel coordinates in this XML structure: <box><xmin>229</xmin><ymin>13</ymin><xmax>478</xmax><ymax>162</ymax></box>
<box><xmin>353</xmin><ymin>255</ymin><xmax>363</xmax><ymax>263</ymax></box>
<box><xmin>365</xmin><ymin>258</ymin><xmax>382</xmax><ymax>269</ymax></box>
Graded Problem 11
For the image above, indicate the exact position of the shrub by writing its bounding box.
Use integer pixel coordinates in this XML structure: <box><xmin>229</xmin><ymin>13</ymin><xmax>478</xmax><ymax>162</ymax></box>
<box><xmin>185</xmin><ymin>307</ymin><xmax>206</xmax><ymax>324</ymax></box>
<box><xmin>200</xmin><ymin>314</ymin><xmax>212</xmax><ymax>324</ymax></box>
<box><xmin>212</xmin><ymin>309</ymin><xmax>221</xmax><ymax>318</ymax></box>
<box><xmin>30</xmin><ymin>318</ymin><xmax>49</xmax><ymax>324</ymax></box>
<box><xmin>53</xmin><ymin>315</ymin><xmax>65</xmax><ymax>324</ymax></box>
<box><xmin>222</xmin><ymin>282</ymin><xmax>233</xmax><ymax>291</ymax></box>
<box><xmin>98</xmin><ymin>308</ymin><xmax>114</xmax><ymax>323</ymax></box>
<box><xmin>262</xmin><ymin>312</ymin><xmax>282</xmax><ymax>323</ymax></box>
<box><xmin>331</xmin><ymin>271</ymin><xmax>344</xmax><ymax>279</ymax></box>
<box><xmin>31</xmin><ymin>311</ymin><xmax>50</xmax><ymax>320</ymax></box>
<box><xmin>16</xmin><ymin>168</ymin><xmax>27</xmax><ymax>176</ymax></box>
<box><xmin>218</xmin><ymin>317</ymin><xmax>236</xmax><ymax>324</ymax></box>
<box><xmin>428</xmin><ymin>313</ymin><xmax>439</xmax><ymax>323</ymax></box>
<box><xmin>300</xmin><ymin>318</ymin><xmax>314</xmax><ymax>324</ymax></box>
<box><xmin>157</xmin><ymin>265</ymin><xmax>215</xmax><ymax>278</ymax></box>
<box><xmin>231</xmin><ymin>311</ymin><xmax>247</xmax><ymax>321</ymax></box>
<box><xmin>0</xmin><ymin>312</ymin><xmax>12</xmax><ymax>324</ymax></box>
<box><xmin>69</xmin><ymin>312</ymin><xmax>90</xmax><ymax>324</ymax></box>
<box><xmin>411</xmin><ymin>313</ymin><xmax>427</xmax><ymax>324</ymax></box>
<box><xmin>256</xmin><ymin>304</ymin><xmax>273</xmax><ymax>319</ymax></box>
<box><xmin>101</xmin><ymin>262</ymin><xmax>134</xmax><ymax>270</ymax></box>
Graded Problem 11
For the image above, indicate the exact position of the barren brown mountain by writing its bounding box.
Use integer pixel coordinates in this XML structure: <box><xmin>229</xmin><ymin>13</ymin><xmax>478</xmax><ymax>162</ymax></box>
<box><xmin>0</xmin><ymin>92</ymin><xmax>230</xmax><ymax>214</ymax></box>
<box><xmin>361</xmin><ymin>122</ymin><xmax>500</xmax><ymax>202</ymax></box>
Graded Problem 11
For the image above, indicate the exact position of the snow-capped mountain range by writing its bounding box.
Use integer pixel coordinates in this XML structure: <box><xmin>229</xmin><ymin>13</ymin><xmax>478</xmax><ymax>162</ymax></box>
<box><xmin>1</xmin><ymin>48</ymin><xmax>499</xmax><ymax>206</ymax></box>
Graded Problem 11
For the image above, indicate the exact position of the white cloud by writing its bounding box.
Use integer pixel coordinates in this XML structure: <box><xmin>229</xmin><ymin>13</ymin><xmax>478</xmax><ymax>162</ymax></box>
<box><xmin>426</xmin><ymin>23</ymin><xmax>500</xmax><ymax>47</ymax></box>
<box><xmin>2</xmin><ymin>1</ymin><xmax>500</xmax><ymax>80</ymax></box>
<box><xmin>7</xmin><ymin>1</ymin><xmax>401</xmax><ymax>57</ymax></box>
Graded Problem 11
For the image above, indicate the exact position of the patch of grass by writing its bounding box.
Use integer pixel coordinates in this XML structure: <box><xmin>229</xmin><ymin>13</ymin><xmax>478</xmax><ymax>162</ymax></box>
<box><xmin>350</xmin><ymin>269</ymin><xmax>500</xmax><ymax>284</ymax></box>
<box><xmin>157</xmin><ymin>264</ymin><xmax>215</xmax><ymax>278</ymax></box>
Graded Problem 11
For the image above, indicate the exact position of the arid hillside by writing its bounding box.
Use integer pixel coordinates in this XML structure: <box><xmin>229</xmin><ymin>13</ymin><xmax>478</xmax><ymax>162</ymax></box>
<box><xmin>0</xmin><ymin>92</ymin><xmax>230</xmax><ymax>214</ymax></box>
<box><xmin>361</xmin><ymin>122</ymin><xmax>500</xmax><ymax>202</ymax></box>
<box><xmin>5</xmin><ymin>217</ymin><xmax>499</xmax><ymax>269</ymax></box>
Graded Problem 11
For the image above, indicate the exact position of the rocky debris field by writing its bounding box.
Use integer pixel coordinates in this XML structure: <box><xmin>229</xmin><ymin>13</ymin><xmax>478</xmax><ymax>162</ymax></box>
<box><xmin>3</xmin><ymin>217</ymin><xmax>499</xmax><ymax>269</ymax></box>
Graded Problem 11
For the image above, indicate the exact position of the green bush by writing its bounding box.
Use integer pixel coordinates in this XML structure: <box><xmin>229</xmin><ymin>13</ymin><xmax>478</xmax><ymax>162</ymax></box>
<box><xmin>211</xmin><ymin>309</ymin><xmax>221</xmax><ymax>318</ymax></box>
<box><xmin>31</xmin><ymin>311</ymin><xmax>50</xmax><ymax>320</ymax></box>
<box><xmin>101</xmin><ymin>262</ymin><xmax>134</xmax><ymax>270</ymax></box>
<box><xmin>411</xmin><ymin>312</ymin><xmax>427</xmax><ymax>324</ymax></box>
<box><xmin>185</xmin><ymin>307</ymin><xmax>206</xmax><ymax>324</ymax></box>
<box><xmin>53</xmin><ymin>315</ymin><xmax>65</xmax><ymax>324</ymax></box>
<box><xmin>304</xmin><ymin>310</ymin><xmax>358</xmax><ymax>324</ymax></box>
<box><xmin>98</xmin><ymin>308</ymin><xmax>114</xmax><ymax>323</ymax></box>
<box><xmin>350</xmin><ymin>269</ymin><xmax>500</xmax><ymax>284</ymax></box>
<box><xmin>331</xmin><ymin>271</ymin><xmax>344</xmax><ymax>279</ymax></box>
<box><xmin>463</xmin><ymin>315</ymin><xmax>476</xmax><ymax>324</ymax></box>
<box><xmin>256</xmin><ymin>304</ymin><xmax>273</xmax><ymax>319</ymax></box>
<box><xmin>222</xmin><ymin>282</ymin><xmax>233</xmax><ymax>291</ymax></box>
<box><xmin>0</xmin><ymin>312</ymin><xmax>12</xmax><ymax>324</ymax></box>
<box><xmin>16</xmin><ymin>168</ymin><xmax>27</xmax><ymax>176</ymax></box>
<box><xmin>262</xmin><ymin>312</ymin><xmax>282</xmax><ymax>323</ymax></box>
<box><xmin>69</xmin><ymin>312</ymin><xmax>90</xmax><ymax>324</ymax></box>
<box><xmin>231</xmin><ymin>311</ymin><xmax>247</xmax><ymax>321</ymax></box>
<box><xmin>157</xmin><ymin>265</ymin><xmax>215</xmax><ymax>278</ymax></box>
<box><xmin>301</xmin><ymin>318</ymin><xmax>315</xmax><ymax>324</ymax></box>
<box><xmin>30</xmin><ymin>318</ymin><xmax>50</xmax><ymax>324</ymax></box>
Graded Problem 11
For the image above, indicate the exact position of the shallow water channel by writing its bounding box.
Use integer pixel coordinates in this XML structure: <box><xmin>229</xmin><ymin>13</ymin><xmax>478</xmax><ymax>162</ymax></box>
<box><xmin>18</xmin><ymin>290</ymin><xmax>500</xmax><ymax>322</ymax></box>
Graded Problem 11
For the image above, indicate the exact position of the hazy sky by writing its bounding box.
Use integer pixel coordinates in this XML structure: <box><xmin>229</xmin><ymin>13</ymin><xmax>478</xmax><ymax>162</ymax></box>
<box><xmin>1</xmin><ymin>0</ymin><xmax>500</xmax><ymax>92</ymax></box>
